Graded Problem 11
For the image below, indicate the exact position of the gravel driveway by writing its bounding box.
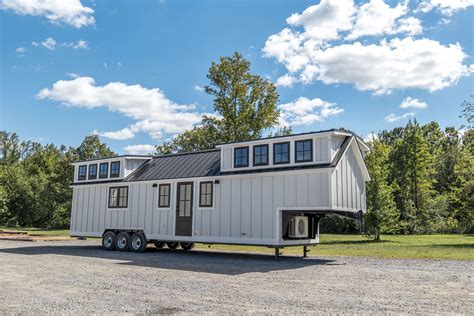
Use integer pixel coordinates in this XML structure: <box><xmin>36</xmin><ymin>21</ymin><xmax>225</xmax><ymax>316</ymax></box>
<box><xmin>0</xmin><ymin>239</ymin><xmax>472</xmax><ymax>314</ymax></box>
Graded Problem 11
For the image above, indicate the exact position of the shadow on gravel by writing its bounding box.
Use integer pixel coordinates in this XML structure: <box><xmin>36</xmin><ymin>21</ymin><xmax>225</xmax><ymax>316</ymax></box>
<box><xmin>0</xmin><ymin>243</ymin><xmax>340</xmax><ymax>275</ymax></box>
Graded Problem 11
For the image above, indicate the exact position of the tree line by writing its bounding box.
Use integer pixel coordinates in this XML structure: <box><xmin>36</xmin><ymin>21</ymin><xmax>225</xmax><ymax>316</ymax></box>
<box><xmin>0</xmin><ymin>53</ymin><xmax>472</xmax><ymax>238</ymax></box>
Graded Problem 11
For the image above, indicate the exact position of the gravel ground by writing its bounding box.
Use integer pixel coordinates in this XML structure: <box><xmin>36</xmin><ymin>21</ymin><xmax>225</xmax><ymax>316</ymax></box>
<box><xmin>0</xmin><ymin>239</ymin><xmax>472</xmax><ymax>314</ymax></box>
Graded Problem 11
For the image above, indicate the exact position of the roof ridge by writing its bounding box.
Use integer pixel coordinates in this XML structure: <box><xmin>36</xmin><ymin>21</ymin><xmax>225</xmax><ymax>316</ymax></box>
<box><xmin>152</xmin><ymin>148</ymin><xmax>220</xmax><ymax>159</ymax></box>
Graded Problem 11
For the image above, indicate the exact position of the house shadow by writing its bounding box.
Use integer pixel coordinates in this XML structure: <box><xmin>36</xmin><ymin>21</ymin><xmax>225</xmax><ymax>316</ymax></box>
<box><xmin>0</xmin><ymin>242</ymin><xmax>340</xmax><ymax>275</ymax></box>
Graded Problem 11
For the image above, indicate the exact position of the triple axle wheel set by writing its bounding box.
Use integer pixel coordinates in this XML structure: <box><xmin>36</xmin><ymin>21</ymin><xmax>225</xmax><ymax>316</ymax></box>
<box><xmin>102</xmin><ymin>230</ymin><xmax>195</xmax><ymax>253</ymax></box>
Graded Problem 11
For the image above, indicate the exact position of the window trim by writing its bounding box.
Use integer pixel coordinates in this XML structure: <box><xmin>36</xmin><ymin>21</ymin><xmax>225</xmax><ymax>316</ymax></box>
<box><xmin>110</xmin><ymin>161</ymin><xmax>121</xmax><ymax>178</ymax></box>
<box><xmin>199</xmin><ymin>181</ymin><xmax>214</xmax><ymax>208</ymax></box>
<box><xmin>273</xmin><ymin>142</ymin><xmax>290</xmax><ymax>165</ymax></box>
<box><xmin>158</xmin><ymin>183</ymin><xmax>171</xmax><ymax>208</ymax></box>
<box><xmin>234</xmin><ymin>146</ymin><xmax>249</xmax><ymax>168</ymax></box>
<box><xmin>108</xmin><ymin>186</ymin><xmax>129</xmax><ymax>209</ymax></box>
<box><xmin>88</xmin><ymin>163</ymin><xmax>98</xmax><ymax>180</ymax></box>
<box><xmin>78</xmin><ymin>165</ymin><xmax>87</xmax><ymax>181</ymax></box>
<box><xmin>99</xmin><ymin>162</ymin><xmax>109</xmax><ymax>179</ymax></box>
<box><xmin>295</xmin><ymin>139</ymin><xmax>313</xmax><ymax>163</ymax></box>
<box><xmin>253</xmin><ymin>144</ymin><xmax>269</xmax><ymax>166</ymax></box>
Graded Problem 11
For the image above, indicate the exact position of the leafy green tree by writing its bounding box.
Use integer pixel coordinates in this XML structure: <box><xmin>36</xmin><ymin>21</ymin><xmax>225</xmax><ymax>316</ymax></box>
<box><xmin>156</xmin><ymin>52</ymin><xmax>281</xmax><ymax>154</ymax></box>
<box><xmin>364</xmin><ymin>139</ymin><xmax>398</xmax><ymax>241</ymax></box>
<box><xmin>74</xmin><ymin>135</ymin><xmax>116</xmax><ymax>160</ymax></box>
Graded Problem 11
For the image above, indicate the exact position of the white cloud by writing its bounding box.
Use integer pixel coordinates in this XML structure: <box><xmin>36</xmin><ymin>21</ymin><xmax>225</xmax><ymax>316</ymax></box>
<box><xmin>287</xmin><ymin>0</ymin><xmax>356</xmax><ymax>42</ymax></box>
<box><xmin>123</xmin><ymin>144</ymin><xmax>156</xmax><ymax>155</ymax></box>
<box><xmin>346</xmin><ymin>0</ymin><xmax>420</xmax><ymax>40</ymax></box>
<box><xmin>385</xmin><ymin>112</ymin><xmax>415</xmax><ymax>122</ymax></box>
<box><xmin>275</xmin><ymin>74</ymin><xmax>297</xmax><ymax>87</ymax></box>
<box><xmin>364</xmin><ymin>133</ymin><xmax>378</xmax><ymax>142</ymax></box>
<box><xmin>400</xmin><ymin>97</ymin><xmax>428</xmax><ymax>109</ymax></box>
<box><xmin>278</xmin><ymin>97</ymin><xmax>344</xmax><ymax>127</ymax></box>
<box><xmin>32</xmin><ymin>37</ymin><xmax>56</xmax><ymax>50</ymax></box>
<box><xmin>263</xmin><ymin>1</ymin><xmax>473</xmax><ymax>94</ymax></box>
<box><xmin>417</xmin><ymin>0</ymin><xmax>474</xmax><ymax>16</ymax></box>
<box><xmin>37</xmin><ymin>77</ymin><xmax>202</xmax><ymax>140</ymax></box>
<box><xmin>62</xmin><ymin>39</ymin><xmax>88</xmax><ymax>49</ymax></box>
<box><xmin>97</xmin><ymin>128</ymin><xmax>135</xmax><ymax>140</ymax></box>
<box><xmin>1</xmin><ymin>0</ymin><xmax>95</xmax><ymax>28</ymax></box>
<box><xmin>194</xmin><ymin>85</ymin><xmax>204</xmax><ymax>92</ymax></box>
<box><xmin>65</xmin><ymin>72</ymin><xmax>80</xmax><ymax>79</ymax></box>
<box><xmin>15</xmin><ymin>46</ymin><xmax>26</xmax><ymax>53</ymax></box>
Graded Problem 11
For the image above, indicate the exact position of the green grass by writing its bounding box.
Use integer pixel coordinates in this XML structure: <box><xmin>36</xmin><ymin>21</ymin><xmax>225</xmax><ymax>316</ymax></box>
<box><xmin>0</xmin><ymin>227</ymin><xmax>70</xmax><ymax>236</ymax></box>
<box><xmin>196</xmin><ymin>234</ymin><xmax>474</xmax><ymax>261</ymax></box>
<box><xmin>1</xmin><ymin>227</ymin><xmax>472</xmax><ymax>260</ymax></box>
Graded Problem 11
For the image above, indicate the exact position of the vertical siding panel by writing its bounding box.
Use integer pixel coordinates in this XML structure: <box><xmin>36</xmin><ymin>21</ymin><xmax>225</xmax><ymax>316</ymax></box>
<box><xmin>308</xmin><ymin>174</ymin><xmax>316</xmax><ymax>206</ymax></box>
<box><xmin>284</xmin><ymin>174</ymin><xmax>297</xmax><ymax>207</ymax></box>
<box><xmin>220</xmin><ymin>179</ymin><xmax>231</xmax><ymax>238</ymax></box>
<box><xmin>89</xmin><ymin>187</ymin><xmax>96</xmax><ymax>232</ymax></box>
<box><xmin>81</xmin><ymin>187</ymin><xmax>89</xmax><ymax>232</ymax></box>
<box><xmin>93</xmin><ymin>187</ymin><xmax>100</xmax><ymax>232</ymax></box>
<box><xmin>131</xmin><ymin>185</ymin><xmax>138</xmax><ymax>228</ymax></box>
<box><xmin>99</xmin><ymin>186</ymin><xmax>106</xmax><ymax>232</ymax></box>
<box><xmin>321</xmin><ymin>173</ymin><xmax>329</xmax><ymax>207</ymax></box>
<box><xmin>262</xmin><ymin>176</ymin><xmax>273</xmax><ymax>239</ymax></box>
<box><xmin>211</xmin><ymin>182</ymin><xmax>221</xmax><ymax>237</ymax></box>
<box><xmin>194</xmin><ymin>209</ymin><xmax>202</xmax><ymax>236</ymax></box>
<box><xmin>145</xmin><ymin>185</ymin><xmax>153</xmax><ymax>234</ymax></box>
<box><xmin>71</xmin><ymin>188</ymin><xmax>78</xmax><ymax>232</ymax></box>
<box><xmin>241</xmin><ymin>178</ymin><xmax>251</xmax><ymax>238</ymax></box>
<box><xmin>296</xmin><ymin>174</ymin><xmax>309</xmax><ymax>207</ymax></box>
<box><xmin>251</xmin><ymin>177</ymin><xmax>262</xmax><ymax>239</ymax></box>
<box><xmin>230</xmin><ymin>178</ymin><xmax>241</xmax><ymax>238</ymax></box>
<box><xmin>201</xmin><ymin>211</ymin><xmax>210</xmax><ymax>236</ymax></box>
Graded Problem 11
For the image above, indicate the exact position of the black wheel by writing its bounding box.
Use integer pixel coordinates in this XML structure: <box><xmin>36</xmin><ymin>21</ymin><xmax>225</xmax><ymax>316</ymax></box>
<box><xmin>130</xmin><ymin>232</ymin><xmax>147</xmax><ymax>253</ymax></box>
<box><xmin>180</xmin><ymin>242</ymin><xmax>195</xmax><ymax>251</ymax></box>
<box><xmin>116</xmin><ymin>232</ymin><xmax>131</xmax><ymax>252</ymax></box>
<box><xmin>166</xmin><ymin>242</ymin><xmax>179</xmax><ymax>250</ymax></box>
<box><xmin>102</xmin><ymin>231</ymin><xmax>116</xmax><ymax>251</ymax></box>
<box><xmin>153</xmin><ymin>241</ymin><xmax>165</xmax><ymax>249</ymax></box>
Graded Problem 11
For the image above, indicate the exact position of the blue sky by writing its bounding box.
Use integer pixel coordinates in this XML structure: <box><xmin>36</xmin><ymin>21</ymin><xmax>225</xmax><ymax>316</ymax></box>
<box><xmin>1</xmin><ymin>0</ymin><xmax>473</xmax><ymax>154</ymax></box>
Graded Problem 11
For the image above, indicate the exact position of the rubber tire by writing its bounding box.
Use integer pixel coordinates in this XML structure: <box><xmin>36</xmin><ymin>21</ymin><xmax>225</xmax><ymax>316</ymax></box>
<box><xmin>166</xmin><ymin>242</ymin><xmax>179</xmax><ymax>250</ymax></box>
<box><xmin>102</xmin><ymin>231</ymin><xmax>116</xmax><ymax>251</ymax></box>
<box><xmin>180</xmin><ymin>242</ymin><xmax>195</xmax><ymax>251</ymax></box>
<box><xmin>153</xmin><ymin>241</ymin><xmax>165</xmax><ymax>249</ymax></box>
<box><xmin>116</xmin><ymin>232</ymin><xmax>131</xmax><ymax>252</ymax></box>
<box><xmin>130</xmin><ymin>232</ymin><xmax>147</xmax><ymax>253</ymax></box>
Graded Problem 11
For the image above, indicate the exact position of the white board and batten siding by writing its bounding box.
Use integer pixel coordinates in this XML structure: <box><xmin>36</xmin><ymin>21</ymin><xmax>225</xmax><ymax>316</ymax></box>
<box><xmin>331</xmin><ymin>141</ymin><xmax>367</xmax><ymax>212</ymax></box>
<box><xmin>70</xmin><ymin>168</ymin><xmax>332</xmax><ymax>246</ymax></box>
<box><xmin>70</xmin><ymin>130</ymin><xmax>370</xmax><ymax>247</ymax></box>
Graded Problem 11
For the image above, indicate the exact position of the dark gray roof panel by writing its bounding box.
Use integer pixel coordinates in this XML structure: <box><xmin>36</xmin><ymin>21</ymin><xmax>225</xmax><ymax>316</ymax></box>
<box><xmin>124</xmin><ymin>150</ymin><xmax>221</xmax><ymax>182</ymax></box>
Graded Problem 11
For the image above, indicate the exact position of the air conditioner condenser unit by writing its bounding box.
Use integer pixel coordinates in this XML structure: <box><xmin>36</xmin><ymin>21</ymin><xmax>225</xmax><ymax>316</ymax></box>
<box><xmin>288</xmin><ymin>216</ymin><xmax>309</xmax><ymax>238</ymax></box>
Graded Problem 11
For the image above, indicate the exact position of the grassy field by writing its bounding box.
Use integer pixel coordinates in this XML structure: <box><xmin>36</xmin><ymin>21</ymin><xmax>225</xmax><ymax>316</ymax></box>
<box><xmin>1</xmin><ymin>227</ymin><xmax>472</xmax><ymax>260</ymax></box>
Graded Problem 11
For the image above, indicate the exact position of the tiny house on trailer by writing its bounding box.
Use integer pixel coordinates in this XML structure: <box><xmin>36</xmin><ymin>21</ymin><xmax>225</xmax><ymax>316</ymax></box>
<box><xmin>70</xmin><ymin>129</ymin><xmax>370</xmax><ymax>257</ymax></box>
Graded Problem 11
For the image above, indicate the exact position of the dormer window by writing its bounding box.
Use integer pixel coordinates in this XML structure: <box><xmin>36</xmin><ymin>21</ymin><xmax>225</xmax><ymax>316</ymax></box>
<box><xmin>253</xmin><ymin>144</ymin><xmax>269</xmax><ymax>166</ymax></box>
<box><xmin>78</xmin><ymin>165</ymin><xmax>87</xmax><ymax>181</ymax></box>
<box><xmin>99</xmin><ymin>162</ymin><xmax>109</xmax><ymax>179</ymax></box>
<box><xmin>110</xmin><ymin>161</ymin><xmax>121</xmax><ymax>178</ymax></box>
<box><xmin>88</xmin><ymin>164</ymin><xmax>97</xmax><ymax>180</ymax></box>
<box><xmin>234</xmin><ymin>147</ymin><xmax>249</xmax><ymax>168</ymax></box>
<box><xmin>295</xmin><ymin>139</ymin><xmax>313</xmax><ymax>163</ymax></box>
<box><xmin>273</xmin><ymin>142</ymin><xmax>290</xmax><ymax>164</ymax></box>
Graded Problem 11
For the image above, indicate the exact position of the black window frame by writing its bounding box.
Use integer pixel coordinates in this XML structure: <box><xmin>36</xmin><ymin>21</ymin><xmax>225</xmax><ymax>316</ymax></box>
<box><xmin>158</xmin><ymin>183</ymin><xmax>171</xmax><ymax>208</ymax></box>
<box><xmin>234</xmin><ymin>146</ymin><xmax>249</xmax><ymax>168</ymax></box>
<box><xmin>78</xmin><ymin>165</ymin><xmax>87</xmax><ymax>181</ymax></box>
<box><xmin>110</xmin><ymin>161</ymin><xmax>120</xmax><ymax>178</ymax></box>
<box><xmin>108</xmin><ymin>186</ymin><xmax>129</xmax><ymax>209</ymax></box>
<box><xmin>295</xmin><ymin>139</ymin><xmax>313</xmax><ymax>163</ymax></box>
<box><xmin>273</xmin><ymin>142</ymin><xmax>290</xmax><ymax>165</ymax></box>
<box><xmin>253</xmin><ymin>144</ymin><xmax>269</xmax><ymax>166</ymax></box>
<box><xmin>199</xmin><ymin>181</ymin><xmax>213</xmax><ymax>207</ymax></box>
<box><xmin>88</xmin><ymin>163</ymin><xmax>97</xmax><ymax>180</ymax></box>
<box><xmin>99</xmin><ymin>162</ymin><xmax>109</xmax><ymax>179</ymax></box>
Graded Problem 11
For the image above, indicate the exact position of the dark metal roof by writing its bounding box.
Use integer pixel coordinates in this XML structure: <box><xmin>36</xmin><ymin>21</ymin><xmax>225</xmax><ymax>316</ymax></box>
<box><xmin>124</xmin><ymin>149</ymin><xmax>221</xmax><ymax>182</ymax></box>
<box><xmin>73</xmin><ymin>155</ymin><xmax>153</xmax><ymax>164</ymax></box>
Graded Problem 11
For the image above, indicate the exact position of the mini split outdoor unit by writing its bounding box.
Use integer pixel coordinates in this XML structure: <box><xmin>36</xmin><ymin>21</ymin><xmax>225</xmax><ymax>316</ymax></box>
<box><xmin>288</xmin><ymin>216</ymin><xmax>309</xmax><ymax>238</ymax></box>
